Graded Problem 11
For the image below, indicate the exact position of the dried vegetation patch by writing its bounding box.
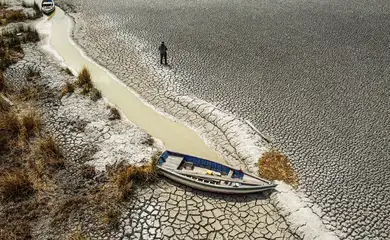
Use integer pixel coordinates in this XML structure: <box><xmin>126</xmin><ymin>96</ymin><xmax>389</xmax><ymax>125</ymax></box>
<box><xmin>0</xmin><ymin>170</ymin><xmax>34</xmax><ymax>202</ymax></box>
<box><xmin>258</xmin><ymin>151</ymin><xmax>299</xmax><ymax>188</ymax></box>
<box><xmin>107</xmin><ymin>105</ymin><xmax>120</xmax><ymax>120</ymax></box>
<box><xmin>61</xmin><ymin>81</ymin><xmax>75</xmax><ymax>96</ymax></box>
<box><xmin>36</xmin><ymin>136</ymin><xmax>65</xmax><ymax>171</ymax></box>
<box><xmin>108</xmin><ymin>153</ymin><xmax>160</xmax><ymax>201</ymax></box>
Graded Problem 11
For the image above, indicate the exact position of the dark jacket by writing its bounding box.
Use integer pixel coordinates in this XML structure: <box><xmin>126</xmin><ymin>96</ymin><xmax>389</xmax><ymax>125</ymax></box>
<box><xmin>159</xmin><ymin>44</ymin><xmax>167</xmax><ymax>54</ymax></box>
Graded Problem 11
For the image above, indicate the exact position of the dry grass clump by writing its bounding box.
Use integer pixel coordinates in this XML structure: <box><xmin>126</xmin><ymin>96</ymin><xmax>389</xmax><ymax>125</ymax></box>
<box><xmin>0</xmin><ymin>107</ymin><xmax>41</xmax><ymax>153</ymax></box>
<box><xmin>0</xmin><ymin>111</ymin><xmax>21</xmax><ymax>152</ymax></box>
<box><xmin>22</xmin><ymin>26</ymin><xmax>40</xmax><ymax>43</ymax></box>
<box><xmin>90</xmin><ymin>87</ymin><xmax>102</xmax><ymax>101</ymax></box>
<box><xmin>110</xmin><ymin>154</ymin><xmax>159</xmax><ymax>201</ymax></box>
<box><xmin>0</xmin><ymin>9</ymin><xmax>26</xmax><ymax>25</ymax></box>
<box><xmin>26</xmin><ymin>67</ymin><xmax>40</xmax><ymax>82</ymax></box>
<box><xmin>20</xmin><ymin>110</ymin><xmax>41</xmax><ymax>138</ymax></box>
<box><xmin>142</xmin><ymin>134</ymin><xmax>155</xmax><ymax>146</ymax></box>
<box><xmin>0</xmin><ymin>37</ymin><xmax>23</xmax><ymax>70</ymax></box>
<box><xmin>258</xmin><ymin>151</ymin><xmax>299</xmax><ymax>188</ymax></box>
<box><xmin>36</xmin><ymin>136</ymin><xmax>65</xmax><ymax>170</ymax></box>
<box><xmin>107</xmin><ymin>106</ymin><xmax>120</xmax><ymax>120</ymax></box>
<box><xmin>53</xmin><ymin>196</ymin><xmax>89</xmax><ymax>224</ymax></box>
<box><xmin>0</xmin><ymin>70</ymin><xmax>5</xmax><ymax>91</ymax></box>
<box><xmin>81</xmin><ymin>164</ymin><xmax>96</xmax><ymax>179</ymax></box>
<box><xmin>61</xmin><ymin>81</ymin><xmax>75</xmax><ymax>96</ymax></box>
<box><xmin>0</xmin><ymin>96</ymin><xmax>10</xmax><ymax>112</ymax></box>
<box><xmin>101</xmin><ymin>204</ymin><xmax>121</xmax><ymax>229</ymax></box>
<box><xmin>62</xmin><ymin>67</ymin><xmax>73</xmax><ymax>76</ymax></box>
<box><xmin>69</xmin><ymin>230</ymin><xmax>89</xmax><ymax>240</ymax></box>
<box><xmin>0</xmin><ymin>170</ymin><xmax>34</xmax><ymax>202</ymax></box>
<box><xmin>77</xmin><ymin>67</ymin><xmax>93</xmax><ymax>94</ymax></box>
<box><xmin>14</xmin><ymin>84</ymin><xmax>41</xmax><ymax>101</ymax></box>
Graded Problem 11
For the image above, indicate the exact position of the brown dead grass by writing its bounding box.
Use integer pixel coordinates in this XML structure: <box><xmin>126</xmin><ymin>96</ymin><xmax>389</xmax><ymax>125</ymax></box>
<box><xmin>36</xmin><ymin>136</ymin><xmax>65</xmax><ymax>170</ymax></box>
<box><xmin>0</xmin><ymin>9</ymin><xmax>26</xmax><ymax>26</ymax></box>
<box><xmin>20</xmin><ymin>110</ymin><xmax>41</xmax><ymax>139</ymax></box>
<box><xmin>101</xmin><ymin>204</ymin><xmax>121</xmax><ymax>229</ymax></box>
<box><xmin>110</xmin><ymin>154</ymin><xmax>159</xmax><ymax>201</ymax></box>
<box><xmin>0</xmin><ymin>70</ymin><xmax>4</xmax><ymax>92</ymax></box>
<box><xmin>0</xmin><ymin>111</ymin><xmax>21</xmax><ymax>152</ymax></box>
<box><xmin>61</xmin><ymin>81</ymin><xmax>75</xmax><ymax>96</ymax></box>
<box><xmin>81</xmin><ymin>164</ymin><xmax>96</xmax><ymax>179</ymax></box>
<box><xmin>107</xmin><ymin>106</ymin><xmax>121</xmax><ymax>120</ymax></box>
<box><xmin>53</xmin><ymin>196</ymin><xmax>89</xmax><ymax>224</ymax></box>
<box><xmin>89</xmin><ymin>87</ymin><xmax>102</xmax><ymax>101</ymax></box>
<box><xmin>15</xmin><ymin>85</ymin><xmax>40</xmax><ymax>102</ymax></box>
<box><xmin>258</xmin><ymin>151</ymin><xmax>299</xmax><ymax>188</ymax></box>
<box><xmin>0</xmin><ymin>170</ymin><xmax>34</xmax><ymax>202</ymax></box>
<box><xmin>63</xmin><ymin>67</ymin><xmax>73</xmax><ymax>76</ymax></box>
<box><xmin>0</xmin><ymin>96</ymin><xmax>10</xmax><ymax>112</ymax></box>
<box><xmin>0</xmin><ymin>109</ymin><xmax>41</xmax><ymax>153</ymax></box>
<box><xmin>77</xmin><ymin>67</ymin><xmax>92</xmax><ymax>87</ymax></box>
<box><xmin>77</xmin><ymin>67</ymin><xmax>93</xmax><ymax>94</ymax></box>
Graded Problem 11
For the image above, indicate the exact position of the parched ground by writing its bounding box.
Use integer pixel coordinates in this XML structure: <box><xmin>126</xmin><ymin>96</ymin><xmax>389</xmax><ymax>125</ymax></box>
<box><xmin>55</xmin><ymin>0</ymin><xmax>390</xmax><ymax>239</ymax></box>
<box><xmin>2</xmin><ymin>29</ymin><xmax>299</xmax><ymax>240</ymax></box>
<box><xmin>1</xmin><ymin>3</ymin><xmax>302</xmax><ymax>240</ymax></box>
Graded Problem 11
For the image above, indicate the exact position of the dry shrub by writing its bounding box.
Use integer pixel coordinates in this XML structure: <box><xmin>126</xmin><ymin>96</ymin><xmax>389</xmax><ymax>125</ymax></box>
<box><xmin>81</xmin><ymin>164</ymin><xmax>96</xmax><ymax>179</ymax></box>
<box><xmin>0</xmin><ymin>10</ymin><xmax>26</xmax><ymax>25</ymax></box>
<box><xmin>20</xmin><ymin>110</ymin><xmax>41</xmax><ymax>138</ymax></box>
<box><xmin>110</xmin><ymin>154</ymin><xmax>159</xmax><ymax>201</ymax></box>
<box><xmin>36</xmin><ymin>136</ymin><xmax>65</xmax><ymax>170</ymax></box>
<box><xmin>0</xmin><ymin>70</ymin><xmax>5</xmax><ymax>91</ymax></box>
<box><xmin>26</xmin><ymin>67</ymin><xmax>40</xmax><ymax>82</ymax></box>
<box><xmin>23</xmin><ymin>26</ymin><xmax>40</xmax><ymax>42</ymax></box>
<box><xmin>258</xmin><ymin>151</ymin><xmax>299</xmax><ymax>187</ymax></box>
<box><xmin>89</xmin><ymin>87</ymin><xmax>101</xmax><ymax>101</ymax></box>
<box><xmin>0</xmin><ymin>170</ymin><xmax>34</xmax><ymax>202</ymax></box>
<box><xmin>107</xmin><ymin>106</ymin><xmax>120</xmax><ymax>120</ymax></box>
<box><xmin>0</xmin><ymin>96</ymin><xmax>10</xmax><ymax>112</ymax></box>
<box><xmin>0</xmin><ymin>111</ymin><xmax>21</xmax><ymax>152</ymax></box>
<box><xmin>53</xmin><ymin>196</ymin><xmax>89</xmax><ymax>224</ymax></box>
<box><xmin>61</xmin><ymin>81</ymin><xmax>75</xmax><ymax>96</ymax></box>
<box><xmin>114</xmin><ymin>168</ymin><xmax>134</xmax><ymax>201</ymax></box>
<box><xmin>16</xmin><ymin>85</ymin><xmax>40</xmax><ymax>101</ymax></box>
<box><xmin>63</xmin><ymin>67</ymin><xmax>73</xmax><ymax>76</ymax></box>
<box><xmin>142</xmin><ymin>134</ymin><xmax>154</xmax><ymax>146</ymax></box>
<box><xmin>77</xmin><ymin>67</ymin><xmax>93</xmax><ymax>94</ymax></box>
<box><xmin>101</xmin><ymin>203</ymin><xmax>121</xmax><ymax>229</ymax></box>
<box><xmin>77</xmin><ymin>67</ymin><xmax>91</xmax><ymax>86</ymax></box>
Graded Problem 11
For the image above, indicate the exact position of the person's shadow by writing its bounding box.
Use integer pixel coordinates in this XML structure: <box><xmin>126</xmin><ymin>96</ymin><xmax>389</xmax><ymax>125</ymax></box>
<box><xmin>162</xmin><ymin>64</ymin><xmax>172</xmax><ymax>69</ymax></box>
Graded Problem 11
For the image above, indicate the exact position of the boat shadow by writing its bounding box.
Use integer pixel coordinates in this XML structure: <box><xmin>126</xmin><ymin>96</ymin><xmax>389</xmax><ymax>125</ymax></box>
<box><xmin>159</xmin><ymin>177</ymin><xmax>275</xmax><ymax>203</ymax></box>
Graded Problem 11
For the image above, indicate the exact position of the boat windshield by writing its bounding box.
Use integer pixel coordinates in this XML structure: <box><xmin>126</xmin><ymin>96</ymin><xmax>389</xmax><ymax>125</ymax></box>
<box><xmin>43</xmin><ymin>3</ymin><xmax>53</xmax><ymax>6</ymax></box>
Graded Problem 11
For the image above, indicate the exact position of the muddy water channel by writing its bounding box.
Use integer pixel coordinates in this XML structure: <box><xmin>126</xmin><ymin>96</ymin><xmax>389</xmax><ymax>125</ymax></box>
<box><xmin>48</xmin><ymin>8</ymin><xmax>222</xmax><ymax>162</ymax></box>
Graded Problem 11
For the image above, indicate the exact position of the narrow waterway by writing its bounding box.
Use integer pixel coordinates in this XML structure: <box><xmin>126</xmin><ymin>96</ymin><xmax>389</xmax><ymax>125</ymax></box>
<box><xmin>47</xmin><ymin>8</ymin><xmax>223</xmax><ymax>162</ymax></box>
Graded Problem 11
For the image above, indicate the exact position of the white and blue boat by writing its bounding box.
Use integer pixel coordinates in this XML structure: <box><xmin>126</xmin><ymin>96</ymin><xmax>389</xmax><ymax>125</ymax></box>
<box><xmin>157</xmin><ymin>151</ymin><xmax>277</xmax><ymax>194</ymax></box>
<box><xmin>41</xmin><ymin>0</ymin><xmax>55</xmax><ymax>15</ymax></box>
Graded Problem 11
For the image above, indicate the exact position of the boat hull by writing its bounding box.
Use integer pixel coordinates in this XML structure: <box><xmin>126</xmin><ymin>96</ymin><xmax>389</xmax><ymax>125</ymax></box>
<box><xmin>42</xmin><ymin>7</ymin><xmax>55</xmax><ymax>15</ymax></box>
<box><xmin>158</xmin><ymin>166</ymin><xmax>276</xmax><ymax>194</ymax></box>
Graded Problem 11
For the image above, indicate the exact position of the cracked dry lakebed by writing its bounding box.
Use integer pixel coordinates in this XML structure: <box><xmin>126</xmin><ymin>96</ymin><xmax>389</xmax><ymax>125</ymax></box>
<box><xmin>52</xmin><ymin>0</ymin><xmax>390</xmax><ymax>239</ymax></box>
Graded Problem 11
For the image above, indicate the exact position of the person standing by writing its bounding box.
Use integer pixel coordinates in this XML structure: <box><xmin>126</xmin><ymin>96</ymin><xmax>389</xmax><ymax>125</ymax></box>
<box><xmin>159</xmin><ymin>42</ymin><xmax>168</xmax><ymax>65</ymax></box>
